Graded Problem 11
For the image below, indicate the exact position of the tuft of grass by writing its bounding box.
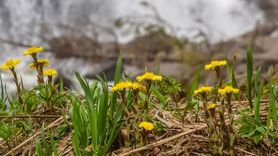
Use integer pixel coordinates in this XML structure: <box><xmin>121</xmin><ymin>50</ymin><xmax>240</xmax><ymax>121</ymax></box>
<box><xmin>71</xmin><ymin>55</ymin><xmax>123</xmax><ymax>156</ymax></box>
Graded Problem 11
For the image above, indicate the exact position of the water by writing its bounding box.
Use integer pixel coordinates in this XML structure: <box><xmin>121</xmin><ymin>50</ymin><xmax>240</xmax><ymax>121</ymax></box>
<box><xmin>0</xmin><ymin>0</ymin><xmax>264</xmax><ymax>93</ymax></box>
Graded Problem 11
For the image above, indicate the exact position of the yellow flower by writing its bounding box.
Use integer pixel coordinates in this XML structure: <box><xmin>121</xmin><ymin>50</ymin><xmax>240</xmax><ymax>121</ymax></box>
<box><xmin>131</xmin><ymin>82</ymin><xmax>146</xmax><ymax>92</ymax></box>
<box><xmin>194</xmin><ymin>86</ymin><xmax>212</xmax><ymax>95</ymax></box>
<box><xmin>112</xmin><ymin>81</ymin><xmax>130</xmax><ymax>92</ymax></box>
<box><xmin>136</xmin><ymin>72</ymin><xmax>162</xmax><ymax>82</ymax></box>
<box><xmin>218</xmin><ymin>86</ymin><xmax>239</xmax><ymax>95</ymax></box>
<box><xmin>43</xmin><ymin>69</ymin><xmax>57</xmax><ymax>76</ymax></box>
<box><xmin>23</xmin><ymin>46</ymin><xmax>44</xmax><ymax>56</ymax></box>
<box><xmin>0</xmin><ymin>58</ymin><xmax>21</xmax><ymax>70</ymax></box>
<box><xmin>205</xmin><ymin>60</ymin><xmax>227</xmax><ymax>70</ymax></box>
<box><xmin>29</xmin><ymin>58</ymin><xmax>50</xmax><ymax>69</ymax></box>
<box><xmin>207</xmin><ymin>103</ymin><xmax>217</xmax><ymax>110</ymax></box>
<box><xmin>112</xmin><ymin>81</ymin><xmax>146</xmax><ymax>92</ymax></box>
<box><xmin>139</xmin><ymin>121</ymin><xmax>154</xmax><ymax>131</ymax></box>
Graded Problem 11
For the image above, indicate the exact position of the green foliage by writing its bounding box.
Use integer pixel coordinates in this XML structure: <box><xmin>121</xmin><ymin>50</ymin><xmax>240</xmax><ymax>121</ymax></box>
<box><xmin>236</xmin><ymin>110</ymin><xmax>267</xmax><ymax>144</ymax></box>
<box><xmin>21</xmin><ymin>83</ymin><xmax>69</xmax><ymax>112</ymax></box>
<box><xmin>157</xmin><ymin>76</ymin><xmax>181</xmax><ymax>95</ymax></box>
<box><xmin>237</xmin><ymin>66</ymin><xmax>278</xmax><ymax>146</ymax></box>
<box><xmin>0</xmin><ymin>122</ymin><xmax>13</xmax><ymax>140</ymax></box>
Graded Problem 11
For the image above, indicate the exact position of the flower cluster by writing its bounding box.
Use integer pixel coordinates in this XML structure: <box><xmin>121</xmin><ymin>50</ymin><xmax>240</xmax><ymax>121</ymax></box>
<box><xmin>218</xmin><ymin>86</ymin><xmax>239</xmax><ymax>95</ymax></box>
<box><xmin>194</xmin><ymin>86</ymin><xmax>213</xmax><ymax>95</ymax></box>
<box><xmin>0</xmin><ymin>58</ymin><xmax>21</xmax><ymax>70</ymax></box>
<box><xmin>29</xmin><ymin>58</ymin><xmax>50</xmax><ymax>69</ymax></box>
<box><xmin>23</xmin><ymin>46</ymin><xmax>44</xmax><ymax>56</ymax></box>
<box><xmin>22</xmin><ymin>46</ymin><xmax>58</xmax><ymax>84</ymax></box>
<box><xmin>205</xmin><ymin>60</ymin><xmax>227</xmax><ymax>70</ymax></box>
<box><xmin>43</xmin><ymin>69</ymin><xmax>58</xmax><ymax>76</ymax></box>
<box><xmin>139</xmin><ymin>121</ymin><xmax>154</xmax><ymax>131</ymax></box>
<box><xmin>112</xmin><ymin>81</ymin><xmax>146</xmax><ymax>92</ymax></box>
<box><xmin>136</xmin><ymin>72</ymin><xmax>162</xmax><ymax>82</ymax></box>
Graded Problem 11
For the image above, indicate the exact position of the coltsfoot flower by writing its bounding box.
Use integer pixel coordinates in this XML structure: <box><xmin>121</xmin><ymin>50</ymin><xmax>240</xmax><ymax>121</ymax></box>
<box><xmin>23</xmin><ymin>46</ymin><xmax>44</xmax><ymax>56</ymax></box>
<box><xmin>43</xmin><ymin>69</ymin><xmax>57</xmax><ymax>76</ymax></box>
<box><xmin>131</xmin><ymin>82</ymin><xmax>146</xmax><ymax>92</ymax></box>
<box><xmin>139</xmin><ymin>121</ymin><xmax>154</xmax><ymax>131</ymax></box>
<box><xmin>218</xmin><ymin>86</ymin><xmax>239</xmax><ymax>95</ymax></box>
<box><xmin>29</xmin><ymin>58</ymin><xmax>50</xmax><ymax>69</ymax></box>
<box><xmin>205</xmin><ymin>60</ymin><xmax>227</xmax><ymax>70</ymax></box>
<box><xmin>0</xmin><ymin>58</ymin><xmax>21</xmax><ymax>70</ymax></box>
<box><xmin>207</xmin><ymin>103</ymin><xmax>217</xmax><ymax>110</ymax></box>
<box><xmin>112</xmin><ymin>81</ymin><xmax>131</xmax><ymax>92</ymax></box>
<box><xmin>136</xmin><ymin>72</ymin><xmax>162</xmax><ymax>82</ymax></box>
<box><xmin>194</xmin><ymin>86</ymin><xmax>213</xmax><ymax>95</ymax></box>
<box><xmin>112</xmin><ymin>81</ymin><xmax>146</xmax><ymax>92</ymax></box>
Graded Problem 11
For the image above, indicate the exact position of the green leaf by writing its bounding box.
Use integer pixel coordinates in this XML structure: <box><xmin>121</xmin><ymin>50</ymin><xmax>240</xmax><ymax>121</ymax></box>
<box><xmin>152</xmin><ymin>88</ymin><xmax>169</xmax><ymax>108</ymax></box>
<box><xmin>253</xmin><ymin>134</ymin><xmax>261</xmax><ymax>144</ymax></box>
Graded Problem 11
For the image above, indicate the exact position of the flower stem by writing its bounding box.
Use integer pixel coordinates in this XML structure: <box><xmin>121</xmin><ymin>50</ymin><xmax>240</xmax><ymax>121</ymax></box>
<box><xmin>10</xmin><ymin>68</ymin><xmax>23</xmax><ymax>104</ymax></box>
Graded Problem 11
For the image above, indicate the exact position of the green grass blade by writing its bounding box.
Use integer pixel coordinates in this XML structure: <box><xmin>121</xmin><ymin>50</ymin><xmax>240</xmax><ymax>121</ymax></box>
<box><xmin>247</xmin><ymin>44</ymin><xmax>254</xmax><ymax>110</ymax></box>
<box><xmin>111</xmin><ymin>54</ymin><xmax>122</xmax><ymax>117</ymax></box>
<box><xmin>254</xmin><ymin>67</ymin><xmax>263</xmax><ymax>122</ymax></box>
<box><xmin>35</xmin><ymin>140</ymin><xmax>44</xmax><ymax>156</ymax></box>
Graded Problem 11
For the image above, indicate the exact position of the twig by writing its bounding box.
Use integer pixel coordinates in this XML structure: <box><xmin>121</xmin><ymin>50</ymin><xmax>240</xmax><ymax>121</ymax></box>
<box><xmin>115</xmin><ymin>124</ymin><xmax>207</xmax><ymax>156</ymax></box>
<box><xmin>235</xmin><ymin>147</ymin><xmax>256</xmax><ymax>156</ymax></box>
<box><xmin>4</xmin><ymin>116</ymin><xmax>64</xmax><ymax>156</ymax></box>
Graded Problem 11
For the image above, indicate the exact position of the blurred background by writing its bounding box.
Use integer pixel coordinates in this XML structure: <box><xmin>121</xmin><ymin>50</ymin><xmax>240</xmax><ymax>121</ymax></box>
<box><xmin>0</xmin><ymin>0</ymin><xmax>277</xmax><ymax>92</ymax></box>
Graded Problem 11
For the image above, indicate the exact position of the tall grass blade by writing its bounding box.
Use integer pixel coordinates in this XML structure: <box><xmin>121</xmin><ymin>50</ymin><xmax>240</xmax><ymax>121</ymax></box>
<box><xmin>111</xmin><ymin>54</ymin><xmax>122</xmax><ymax>117</ymax></box>
<box><xmin>254</xmin><ymin>67</ymin><xmax>263</xmax><ymax>122</ymax></box>
<box><xmin>267</xmin><ymin>67</ymin><xmax>273</xmax><ymax>130</ymax></box>
<box><xmin>35</xmin><ymin>140</ymin><xmax>44</xmax><ymax>156</ymax></box>
<box><xmin>247</xmin><ymin>44</ymin><xmax>254</xmax><ymax>110</ymax></box>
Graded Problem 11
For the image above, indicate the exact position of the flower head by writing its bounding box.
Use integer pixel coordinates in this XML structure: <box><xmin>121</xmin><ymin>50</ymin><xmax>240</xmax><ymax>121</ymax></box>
<box><xmin>29</xmin><ymin>58</ymin><xmax>50</xmax><ymax>69</ymax></box>
<box><xmin>207</xmin><ymin>103</ymin><xmax>217</xmax><ymax>110</ymax></box>
<box><xmin>139</xmin><ymin>121</ymin><xmax>154</xmax><ymax>131</ymax></box>
<box><xmin>43</xmin><ymin>69</ymin><xmax>57</xmax><ymax>76</ymax></box>
<box><xmin>194</xmin><ymin>86</ymin><xmax>212</xmax><ymax>95</ymax></box>
<box><xmin>112</xmin><ymin>81</ymin><xmax>130</xmax><ymax>92</ymax></box>
<box><xmin>131</xmin><ymin>82</ymin><xmax>146</xmax><ymax>92</ymax></box>
<box><xmin>23</xmin><ymin>46</ymin><xmax>44</xmax><ymax>56</ymax></box>
<box><xmin>218</xmin><ymin>86</ymin><xmax>239</xmax><ymax>95</ymax></box>
<box><xmin>0</xmin><ymin>58</ymin><xmax>21</xmax><ymax>70</ymax></box>
<box><xmin>112</xmin><ymin>81</ymin><xmax>146</xmax><ymax>92</ymax></box>
<box><xmin>205</xmin><ymin>60</ymin><xmax>227</xmax><ymax>70</ymax></box>
<box><xmin>136</xmin><ymin>72</ymin><xmax>162</xmax><ymax>82</ymax></box>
